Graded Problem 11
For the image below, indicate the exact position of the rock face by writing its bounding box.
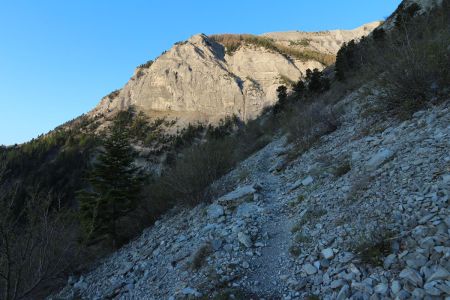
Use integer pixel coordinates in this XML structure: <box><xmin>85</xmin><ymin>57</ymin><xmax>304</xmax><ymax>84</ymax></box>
<box><xmin>90</xmin><ymin>23</ymin><xmax>379</xmax><ymax>125</ymax></box>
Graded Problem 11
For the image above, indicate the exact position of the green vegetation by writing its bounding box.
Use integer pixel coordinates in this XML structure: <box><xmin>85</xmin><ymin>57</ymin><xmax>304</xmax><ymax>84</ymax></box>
<box><xmin>78</xmin><ymin>120</ymin><xmax>144</xmax><ymax>248</ymax></box>
<box><xmin>137</xmin><ymin>59</ymin><xmax>154</xmax><ymax>69</ymax></box>
<box><xmin>289</xmin><ymin>38</ymin><xmax>312</xmax><ymax>47</ymax></box>
<box><xmin>353</xmin><ymin>229</ymin><xmax>394</xmax><ymax>266</ymax></box>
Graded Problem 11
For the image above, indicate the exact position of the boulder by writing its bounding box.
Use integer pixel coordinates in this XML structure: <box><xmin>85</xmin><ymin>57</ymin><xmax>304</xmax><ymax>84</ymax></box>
<box><xmin>366</xmin><ymin>148</ymin><xmax>394</xmax><ymax>170</ymax></box>
<box><xmin>206</xmin><ymin>204</ymin><xmax>224</xmax><ymax>220</ymax></box>
<box><xmin>218</xmin><ymin>185</ymin><xmax>256</xmax><ymax>207</ymax></box>
<box><xmin>237</xmin><ymin>232</ymin><xmax>253</xmax><ymax>248</ymax></box>
<box><xmin>321</xmin><ymin>248</ymin><xmax>334</xmax><ymax>260</ymax></box>
<box><xmin>235</xmin><ymin>202</ymin><xmax>260</xmax><ymax>218</ymax></box>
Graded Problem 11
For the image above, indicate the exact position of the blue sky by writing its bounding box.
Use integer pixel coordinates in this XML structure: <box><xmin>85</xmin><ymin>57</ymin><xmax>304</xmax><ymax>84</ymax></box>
<box><xmin>0</xmin><ymin>0</ymin><xmax>402</xmax><ymax>145</ymax></box>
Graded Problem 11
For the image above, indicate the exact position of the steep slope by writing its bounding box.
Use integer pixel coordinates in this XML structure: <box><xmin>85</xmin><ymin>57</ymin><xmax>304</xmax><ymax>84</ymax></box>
<box><xmin>90</xmin><ymin>23</ymin><xmax>378</xmax><ymax>125</ymax></box>
<box><xmin>54</xmin><ymin>94</ymin><xmax>450</xmax><ymax>299</ymax></box>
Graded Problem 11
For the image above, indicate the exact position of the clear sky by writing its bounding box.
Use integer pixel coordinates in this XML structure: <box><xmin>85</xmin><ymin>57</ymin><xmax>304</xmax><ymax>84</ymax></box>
<box><xmin>0</xmin><ymin>0</ymin><xmax>402</xmax><ymax>146</ymax></box>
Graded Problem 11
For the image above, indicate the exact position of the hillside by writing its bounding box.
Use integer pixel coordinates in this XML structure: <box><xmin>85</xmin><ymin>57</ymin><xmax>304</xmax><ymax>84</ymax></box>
<box><xmin>56</xmin><ymin>93</ymin><xmax>450</xmax><ymax>300</ymax></box>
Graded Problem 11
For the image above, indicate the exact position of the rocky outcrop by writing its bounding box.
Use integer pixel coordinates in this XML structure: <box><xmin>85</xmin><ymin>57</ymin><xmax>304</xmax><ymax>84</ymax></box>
<box><xmin>90</xmin><ymin>23</ymin><xmax>379</xmax><ymax>125</ymax></box>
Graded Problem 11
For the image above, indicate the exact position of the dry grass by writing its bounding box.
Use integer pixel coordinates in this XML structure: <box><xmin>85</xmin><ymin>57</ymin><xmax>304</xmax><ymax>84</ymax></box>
<box><xmin>191</xmin><ymin>243</ymin><xmax>213</xmax><ymax>270</ymax></box>
<box><xmin>210</xmin><ymin>34</ymin><xmax>335</xmax><ymax>65</ymax></box>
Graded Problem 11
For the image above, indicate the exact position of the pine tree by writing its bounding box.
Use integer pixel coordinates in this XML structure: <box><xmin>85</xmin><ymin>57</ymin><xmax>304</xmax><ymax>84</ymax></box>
<box><xmin>273</xmin><ymin>85</ymin><xmax>288</xmax><ymax>114</ymax></box>
<box><xmin>306</xmin><ymin>68</ymin><xmax>329</xmax><ymax>93</ymax></box>
<box><xmin>78</xmin><ymin>121</ymin><xmax>142</xmax><ymax>248</ymax></box>
<box><xmin>292</xmin><ymin>79</ymin><xmax>305</xmax><ymax>96</ymax></box>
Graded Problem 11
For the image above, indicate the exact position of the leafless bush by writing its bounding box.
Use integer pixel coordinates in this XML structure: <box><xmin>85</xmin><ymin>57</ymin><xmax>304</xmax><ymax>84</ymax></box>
<box><xmin>0</xmin><ymin>164</ymin><xmax>80</xmax><ymax>299</ymax></box>
<box><xmin>145</xmin><ymin>138</ymin><xmax>236</xmax><ymax>207</ymax></box>
<box><xmin>346</xmin><ymin>174</ymin><xmax>373</xmax><ymax>202</ymax></box>
<box><xmin>282</xmin><ymin>101</ymin><xmax>341</xmax><ymax>150</ymax></box>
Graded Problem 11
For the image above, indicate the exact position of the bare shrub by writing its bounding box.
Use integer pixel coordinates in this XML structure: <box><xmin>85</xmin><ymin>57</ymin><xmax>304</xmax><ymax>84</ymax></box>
<box><xmin>146</xmin><ymin>138</ymin><xmax>236</xmax><ymax>207</ymax></box>
<box><xmin>0</xmin><ymin>184</ymin><xmax>79</xmax><ymax>300</ymax></box>
<box><xmin>346</xmin><ymin>174</ymin><xmax>373</xmax><ymax>202</ymax></box>
<box><xmin>282</xmin><ymin>101</ymin><xmax>341</xmax><ymax>150</ymax></box>
<box><xmin>191</xmin><ymin>243</ymin><xmax>212</xmax><ymax>270</ymax></box>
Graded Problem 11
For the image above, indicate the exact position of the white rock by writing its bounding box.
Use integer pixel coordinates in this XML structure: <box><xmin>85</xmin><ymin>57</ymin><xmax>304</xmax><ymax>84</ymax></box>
<box><xmin>399</xmin><ymin>268</ymin><xmax>423</xmax><ymax>287</ymax></box>
<box><xmin>391</xmin><ymin>280</ymin><xmax>402</xmax><ymax>294</ymax></box>
<box><xmin>218</xmin><ymin>185</ymin><xmax>256</xmax><ymax>207</ymax></box>
<box><xmin>181</xmin><ymin>287</ymin><xmax>202</xmax><ymax>297</ymax></box>
<box><xmin>427</xmin><ymin>266</ymin><xmax>450</xmax><ymax>282</ymax></box>
<box><xmin>374</xmin><ymin>283</ymin><xmax>389</xmax><ymax>294</ymax></box>
<box><xmin>237</xmin><ymin>232</ymin><xmax>253</xmax><ymax>248</ymax></box>
<box><xmin>235</xmin><ymin>202</ymin><xmax>259</xmax><ymax>218</ymax></box>
<box><xmin>302</xmin><ymin>263</ymin><xmax>317</xmax><ymax>275</ymax></box>
<box><xmin>366</xmin><ymin>148</ymin><xmax>394</xmax><ymax>170</ymax></box>
<box><xmin>206</xmin><ymin>203</ymin><xmax>224</xmax><ymax>219</ymax></box>
<box><xmin>301</xmin><ymin>176</ymin><xmax>314</xmax><ymax>186</ymax></box>
<box><xmin>321</xmin><ymin>248</ymin><xmax>334</xmax><ymax>260</ymax></box>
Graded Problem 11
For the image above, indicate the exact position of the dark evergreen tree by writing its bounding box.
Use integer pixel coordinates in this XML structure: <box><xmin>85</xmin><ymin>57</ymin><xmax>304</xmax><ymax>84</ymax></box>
<box><xmin>335</xmin><ymin>40</ymin><xmax>358</xmax><ymax>81</ymax></box>
<box><xmin>372</xmin><ymin>28</ymin><xmax>386</xmax><ymax>42</ymax></box>
<box><xmin>273</xmin><ymin>85</ymin><xmax>288</xmax><ymax>114</ymax></box>
<box><xmin>395</xmin><ymin>3</ymin><xmax>421</xmax><ymax>28</ymax></box>
<box><xmin>306</xmin><ymin>68</ymin><xmax>330</xmax><ymax>92</ymax></box>
<box><xmin>78</xmin><ymin>121</ymin><xmax>142</xmax><ymax>248</ymax></box>
<box><xmin>292</xmin><ymin>79</ymin><xmax>305</xmax><ymax>96</ymax></box>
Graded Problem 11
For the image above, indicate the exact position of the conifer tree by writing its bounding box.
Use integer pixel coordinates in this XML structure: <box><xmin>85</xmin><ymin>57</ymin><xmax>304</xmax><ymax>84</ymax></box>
<box><xmin>273</xmin><ymin>85</ymin><xmax>288</xmax><ymax>114</ymax></box>
<box><xmin>78</xmin><ymin>121</ymin><xmax>142</xmax><ymax>248</ymax></box>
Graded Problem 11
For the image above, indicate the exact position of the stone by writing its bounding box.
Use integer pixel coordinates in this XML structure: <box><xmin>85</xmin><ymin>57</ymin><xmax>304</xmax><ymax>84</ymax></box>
<box><xmin>302</xmin><ymin>263</ymin><xmax>318</xmax><ymax>275</ymax></box>
<box><xmin>426</xmin><ymin>266</ymin><xmax>450</xmax><ymax>282</ymax></box>
<box><xmin>396</xmin><ymin>290</ymin><xmax>411</xmax><ymax>300</ymax></box>
<box><xmin>366</xmin><ymin>148</ymin><xmax>394</xmax><ymax>170</ymax></box>
<box><xmin>235</xmin><ymin>202</ymin><xmax>259</xmax><ymax>218</ymax></box>
<box><xmin>412</xmin><ymin>288</ymin><xmax>426</xmax><ymax>298</ymax></box>
<box><xmin>242</xmin><ymin>261</ymin><xmax>250</xmax><ymax>269</ymax></box>
<box><xmin>391</xmin><ymin>280</ymin><xmax>401</xmax><ymax>294</ymax></box>
<box><xmin>302</xmin><ymin>176</ymin><xmax>314</xmax><ymax>186</ymax></box>
<box><xmin>218</xmin><ymin>185</ymin><xmax>256</xmax><ymax>207</ymax></box>
<box><xmin>399</xmin><ymin>268</ymin><xmax>423</xmax><ymax>287</ymax></box>
<box><xmin>237</xmin><ymin>232</ymin><xmax>253</xmax><ymax>248</ymax></box>
<box><xmin>288</xmin><ymin>278</ymin><xmax>307</xmax><ymax>290</ymax></box>
<box><xmin>339</xmin><ymin>252</ymin><xmax>354</xmax><ymax>263</ymax></box>
<box><xmin>383</xmin><ymin>254</ymin><xmax>397</xmax><ymax>269</ymax></box>
<box><xmin>424</xmin><ymin>281</ymin><xmax>442</xmax><ymax>296</ymax></box>
<box><xmin>207</xmin><ymin>204</ymin><xmax>224</xmax><ymax>219</ymax></box>
<box><xmin>374</xmin><ymin>283</ymin><xmax>388</xmax><ymax>294</ymax></box>
<box><xmin>211</xmin><ymin>239</ymin><xmax>222</xmax><ymax>251</ymax></box>
<box><xmin>418</xmin><ymin>214</ymin><xmax>435</xmax><ymax>225</ymax></box>
<box><xmin>330</xmin><ymin>279</ymin><xmax>346</xmax><ymax>289</ymax></box>
<box><xmin>337</xmin><ymin>285</ymin><xmax>350</xmax><ymax>300</ymax></box>
<box><xmin>321</xmin><ymin>248</ymin><xmax>334</xmax><ymax>260</ymax></box>
<box><xmin>405</xmin><ymin>252</ymin><xmax>428</xmax><ymax>269</ymax></box>
<box><xmin>181</xmin><ymin>287</ymin><xmax>202</xmax><ymax>297</ymax></box>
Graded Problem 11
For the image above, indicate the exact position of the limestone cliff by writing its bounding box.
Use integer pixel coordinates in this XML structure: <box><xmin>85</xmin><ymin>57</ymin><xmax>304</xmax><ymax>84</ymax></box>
<box><xmin>89</xmin><ymin>22</ymin><xmax>380</xmax><ymax>125</ymax></box>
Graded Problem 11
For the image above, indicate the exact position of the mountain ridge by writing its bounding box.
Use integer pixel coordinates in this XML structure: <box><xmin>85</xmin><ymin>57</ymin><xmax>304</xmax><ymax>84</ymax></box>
<box><xmin>89</xmin><ymin>22</ymin><xmax>380</xmax><ymax>128</ymax></box>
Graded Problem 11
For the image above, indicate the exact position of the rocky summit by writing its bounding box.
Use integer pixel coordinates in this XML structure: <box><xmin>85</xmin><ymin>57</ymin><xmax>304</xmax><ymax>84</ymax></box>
<box><xmin>89</xmin><ymin>23</ymin><xmax>378</xmax><ymax>126</ymax></box>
